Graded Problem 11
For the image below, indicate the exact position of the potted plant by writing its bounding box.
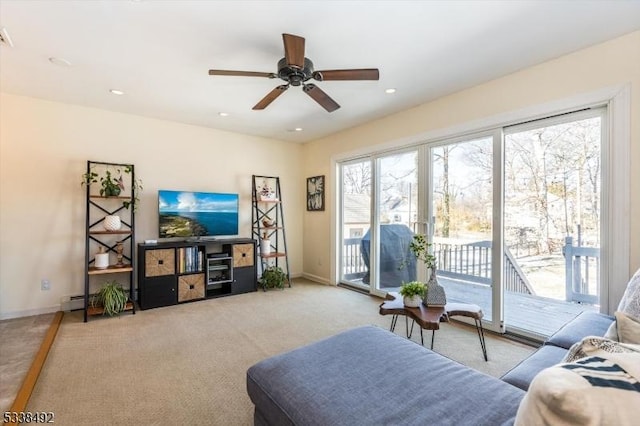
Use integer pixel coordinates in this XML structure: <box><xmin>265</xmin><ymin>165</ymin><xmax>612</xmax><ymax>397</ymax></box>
<box><xmin>81</xmin><ymin>164</ymin><xmax>143</xmax><ymax>211</ymax></box>
<box><xmin>91</xmin><ymin>280</ymin><xmax>129</xmax><ymax>316</ymax></box>
<box><xmin>408</xmin><ymin>234</ymin><xmax>446</xmax><ymax>307</ymax></box>
<box><xmin>399</xmin><ymin>281</ymin><xmax>427</xmax><ymax>307</ymax></box>
<box><xmin>259</xmin><ymin>266</ymin><xmax>287</xmax><ymax>289</ymax></box>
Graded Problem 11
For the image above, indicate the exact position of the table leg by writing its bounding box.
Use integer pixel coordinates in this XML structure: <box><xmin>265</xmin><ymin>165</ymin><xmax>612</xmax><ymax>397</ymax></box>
<box><xmin>431</xmin><ymin>330</ymin><xmax>435</xmax><ymax>350</ymax></box>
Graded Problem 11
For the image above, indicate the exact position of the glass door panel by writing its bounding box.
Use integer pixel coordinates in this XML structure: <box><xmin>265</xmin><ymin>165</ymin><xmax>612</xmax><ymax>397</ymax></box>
<box><xmin>375</xmin><ymin>150</ymin><xmax>418</xmax><ymax>292</ymax></box>
<box><xmin>504</xmin><ymin>111</ymin><xmax>602</xmax><ymax>337</ymax></box>
<box><xmin>430</xmin><ymin>137</ymin><xmax>494</xmax><ymax>320</ymax></box>
<box><xmin>339</xmin><ymin>160</ymin><xmax>372</xmax><ymax>289</ymax></box>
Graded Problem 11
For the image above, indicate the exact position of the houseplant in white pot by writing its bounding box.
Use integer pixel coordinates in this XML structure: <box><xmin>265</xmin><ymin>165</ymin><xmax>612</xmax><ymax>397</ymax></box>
<box><xmin>399</xmin><ymin>281</ymin><xmax>426</xmax><ymax>307</ymax></box>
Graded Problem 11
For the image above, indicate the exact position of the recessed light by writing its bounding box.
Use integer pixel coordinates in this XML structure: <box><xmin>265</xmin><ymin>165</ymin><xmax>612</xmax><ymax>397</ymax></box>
<box><xmin>385</xmin><ymin>88</ymin><xmax>396</xmax><ymax>94</ymax></box>
<box><xmin>218</xmin><ymin>112</ymin><xmax>229</xmax><ymax>117</ymax></box>
<box><xmin>109</xmin><ymin>89</ymin><xmax>125</xmax><ymax>95</ymax></box>
<box><xmin>294</xmin><ymin>128</ymin><xmax>303</xmax><ymax>132</ymax></box>
<box><xmin>48</xmin><ymin>57</ymin><xmax>72</xmax><ymax>67</ymax></box>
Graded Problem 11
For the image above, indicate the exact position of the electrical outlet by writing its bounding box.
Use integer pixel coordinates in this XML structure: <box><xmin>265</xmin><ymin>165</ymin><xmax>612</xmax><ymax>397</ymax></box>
<box><xmin>41</xmin><ymin>279</ymin><xmax>51</xmax><ymax>291</ymax></box>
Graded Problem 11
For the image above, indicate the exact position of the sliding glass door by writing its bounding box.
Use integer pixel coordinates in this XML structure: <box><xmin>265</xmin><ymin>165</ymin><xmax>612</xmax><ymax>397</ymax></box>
<box><xmin>429</xmin><ymin>136</ymin><xmax>495</xmax><ymax>327</ymax></box>
<box><xmin>339</xmin><ymin>159</ymin><xmax>372</xmax><ymax>290</ymax></box>
<box><xmin>503</xmin><ymin>109</ymin><xmax>604</xmax><ymax>337</ymax></box>
<box><xmin>337</xmin><ymin>107</ymin><xmax>609</xmax><ymax>339</ymax></box>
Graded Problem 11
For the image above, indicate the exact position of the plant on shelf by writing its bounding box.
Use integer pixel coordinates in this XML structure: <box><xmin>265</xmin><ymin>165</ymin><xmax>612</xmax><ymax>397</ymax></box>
<box><xmin>91</xmin><ymin>280</ymin><xmax>129</xmax><ymax>316</ymax></box>
<box><xmin>259</xmin><ymin>265</ymin><xmax>287</xmax><ymax>289</ymax></box>
<box><xmin>81</xmin><ymin>164</ymin><xmax>143</xmax><ymax>211</ymax></box>
<box><xmin>399</xmin><ymin>281</ymin><xmax>427</xmax><ymax>307</ymax></box>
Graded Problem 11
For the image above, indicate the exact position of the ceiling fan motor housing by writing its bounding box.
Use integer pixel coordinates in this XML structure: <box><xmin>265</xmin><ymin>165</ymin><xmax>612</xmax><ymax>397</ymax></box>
<box><xmin>277</xmin><ymin>57</ymin><xmax>314</xmax><ymax>86</ymax></box>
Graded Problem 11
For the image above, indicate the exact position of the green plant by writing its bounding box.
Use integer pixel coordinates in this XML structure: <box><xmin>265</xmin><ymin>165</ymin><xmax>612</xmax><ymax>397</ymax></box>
<box><xmin>408</xmin><ymin>234</ymin><xmax>437</xmax><ymax>270</ymax></box>
<box><xmin>81</xmin><ymin>164</ymin><xmax>143</xmax><ymax>211</ymax></box>
<box><xmin>91</xmin><ymin>280</ymin><xmax>129</xmax><ymax>316</ymax></box>
<box><xmin>399</xmin><ymin>281</ymin><xmax>427</xmax><ymax>298</ymax></box>
<box><xmin>259</xmin><ymin>266</ymin><xmax>287</xmax><ymax>289</ymax></box>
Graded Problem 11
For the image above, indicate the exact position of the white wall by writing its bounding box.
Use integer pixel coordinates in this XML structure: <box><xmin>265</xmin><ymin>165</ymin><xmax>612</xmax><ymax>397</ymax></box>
<box><xmin>302</xmin><ymin>31</ymin><xmax>640</xmax><ymax>307</ymax></box>
<box><xmin>0</xmin><ymin>93</ymin><xmax>303</xmax><ymax>318</ymax></box>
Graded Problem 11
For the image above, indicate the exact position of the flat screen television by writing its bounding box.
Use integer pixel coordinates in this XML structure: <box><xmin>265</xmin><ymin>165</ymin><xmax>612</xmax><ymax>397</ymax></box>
<box><xmin>158</xmin><ymin>190</ymin><xmax>239</xmax><ymax>239</ymax></box>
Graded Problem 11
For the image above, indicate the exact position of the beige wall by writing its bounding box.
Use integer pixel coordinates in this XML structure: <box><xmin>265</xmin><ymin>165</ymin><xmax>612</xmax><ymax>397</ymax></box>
<box><xmin>0</xmin><ymin>93</ymin><xmax>303</xmax><ymax>318</ymax></box>
<box><xmin>302</xmin><ymin>32</ymin><xmax>640</xmax><ymax>303</ymax></box>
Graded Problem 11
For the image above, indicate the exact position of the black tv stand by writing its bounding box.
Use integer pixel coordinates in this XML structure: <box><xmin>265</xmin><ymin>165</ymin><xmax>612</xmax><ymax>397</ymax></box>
<box><xmin>137</xmin><ymin>238</ymin><xmax>256</xmax><ymax>310</ymax></box>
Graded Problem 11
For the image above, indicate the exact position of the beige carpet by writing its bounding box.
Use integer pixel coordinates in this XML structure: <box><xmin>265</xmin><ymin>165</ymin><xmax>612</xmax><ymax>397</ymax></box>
<box><xmin>26</xmin><ymin>280</ymin><xmax>534</xmax><ymax>425</ymax></box>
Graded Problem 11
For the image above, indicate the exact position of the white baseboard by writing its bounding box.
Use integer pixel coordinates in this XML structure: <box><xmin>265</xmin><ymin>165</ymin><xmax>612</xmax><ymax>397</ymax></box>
<box><xmin>0</xmin><ymin>305</ymin><xmax>60</xmax><ymax>320</ymax></box>
<box><xmin>300</xmin><ymin>273</ymin><xmax>333</xmax><ymax>285</ymax></box>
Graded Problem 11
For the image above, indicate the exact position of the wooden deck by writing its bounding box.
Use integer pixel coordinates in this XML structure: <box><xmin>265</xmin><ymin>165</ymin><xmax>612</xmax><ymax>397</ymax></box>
<box><xmin>379</xmin><ymin>277</ymin><xmax>598</xmax><ymax>338</ymax></box>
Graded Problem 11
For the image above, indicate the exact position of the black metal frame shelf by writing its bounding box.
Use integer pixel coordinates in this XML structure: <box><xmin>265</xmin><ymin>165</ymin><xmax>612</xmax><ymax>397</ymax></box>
<box><xmin>251</xmin><ymin>175</ymin><xmax>291</xmax><ymax>290</ymax></box>
<box><xmin>83</xmin><ymin>160</ymin><xmax>137</xmax><ymax>322</ymax></box>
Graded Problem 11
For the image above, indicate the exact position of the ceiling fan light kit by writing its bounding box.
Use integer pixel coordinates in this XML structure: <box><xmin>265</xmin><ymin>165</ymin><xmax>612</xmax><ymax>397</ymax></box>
<box><xmin>209</xmin><ymin>33</ymin><xmax>379</xmax><ymax>112</ymax></box>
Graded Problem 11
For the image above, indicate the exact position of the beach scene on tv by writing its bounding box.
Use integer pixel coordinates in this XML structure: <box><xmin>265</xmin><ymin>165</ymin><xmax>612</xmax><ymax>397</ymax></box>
<box><xmin>159</xmin><ymin>190</ymin><xmax>239</xmax><ymax>238</ymax></box>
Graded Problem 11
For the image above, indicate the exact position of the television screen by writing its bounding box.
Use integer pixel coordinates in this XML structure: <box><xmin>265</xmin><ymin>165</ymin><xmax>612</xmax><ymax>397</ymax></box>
<box><xmin>158</xmin><ymin>190</ymin><xmax>239</xmax><ymax>238</ymax></box>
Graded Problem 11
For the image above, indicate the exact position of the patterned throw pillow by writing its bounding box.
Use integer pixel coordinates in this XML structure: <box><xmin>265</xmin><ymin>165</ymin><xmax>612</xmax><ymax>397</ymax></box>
<box><xmin>563</xmin><ymin>336</ymin><xmax>640</xmax><ymax>363</ymax></box>
<box><xmin>515</xmin><ymin>352</ymin><xmax>640</xmax><ymax>426</ymax></box>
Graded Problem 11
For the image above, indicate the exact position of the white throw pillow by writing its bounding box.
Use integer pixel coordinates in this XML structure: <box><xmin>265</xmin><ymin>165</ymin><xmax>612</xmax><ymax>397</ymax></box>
<box><xmin>618</xmin><ymin>267</ymin><xmax>640</xmax><ymax>319</ymax></box>
<box><xmin>616</xmin><ymin>311</ymin><xmax>640</xmax><ymax>344</ymax></box>
<box><xmin>515</xmin><ymin>352</ymin><xmax>640</xmax><ymax>426</ymax></box>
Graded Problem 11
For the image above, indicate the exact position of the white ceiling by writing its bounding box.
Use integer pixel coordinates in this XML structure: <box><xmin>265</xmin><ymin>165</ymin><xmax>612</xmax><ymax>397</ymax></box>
<box><xmin>1</xmin><ymin>1</ymin><xmax>639</xmax><ymax>143</ymax></box>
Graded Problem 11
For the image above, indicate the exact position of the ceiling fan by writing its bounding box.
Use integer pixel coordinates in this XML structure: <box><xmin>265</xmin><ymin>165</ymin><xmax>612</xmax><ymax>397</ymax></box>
<box><xmin>208</xmin><ymin>33</ymin><xmax>379</xmax><ymax>113</ymax></box>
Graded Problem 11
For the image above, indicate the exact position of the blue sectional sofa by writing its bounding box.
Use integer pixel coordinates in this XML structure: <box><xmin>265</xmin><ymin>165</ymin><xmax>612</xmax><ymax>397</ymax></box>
<box><xmin>246</xmin><ymin>311</ymin><xmax>614</xmax><ymax>425</ymax></box>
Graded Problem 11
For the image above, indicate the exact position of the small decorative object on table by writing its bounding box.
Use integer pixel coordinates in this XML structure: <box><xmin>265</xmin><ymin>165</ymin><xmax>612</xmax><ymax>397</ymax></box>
<box><xmin>399</xmin><ymin>281</ymin><xmax>426</xmax><ymax>307</ymax></box>
<box><xmin>407</xmin><ymin>234</ymin><xmax>447</xmax><ymax>307</ymax></box>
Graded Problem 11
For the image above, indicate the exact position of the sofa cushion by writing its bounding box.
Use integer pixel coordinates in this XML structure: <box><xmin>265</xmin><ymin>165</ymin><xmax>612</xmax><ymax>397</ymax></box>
<box><xmin>247</xmin><ymin>325</ymin><xmax>525</xmax><ymax>426</ymax></box>
<box><xmin>514</xmin><ymin>352</ymin><xmax>640</xmax><ymax>426</ymax></box>
<box><xmin>501</xmin><ymin>345</ymin><xmax>568</xmax><ymax>391</ymax></box>
<box><xmin>545</xmin><ymin>311</ymin><xmax>614</xmax><ymax>350</ymax></box>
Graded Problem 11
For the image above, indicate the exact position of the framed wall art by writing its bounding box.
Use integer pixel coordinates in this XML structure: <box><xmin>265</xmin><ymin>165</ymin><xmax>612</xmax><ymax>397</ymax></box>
<box><xmin>306</xmin><ymin>175</ymin><xmax>325</xmax><ymax>211</ymax></box>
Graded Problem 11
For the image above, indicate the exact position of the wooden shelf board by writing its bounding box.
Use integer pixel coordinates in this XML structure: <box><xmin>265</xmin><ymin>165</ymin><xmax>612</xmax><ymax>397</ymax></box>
<box><xmin>89</xmin><ymin>230</ymin><xmax>132</xmax><ymax>235</ymax></box>
<box><xmin>88</xmin><ymin>265</ymin><xmax>133</xmax><ymax>275</ymax></box>
<box><xmin>86</xmin><ymin>301</ymin><xmax>134</xmax><ymax>316</ymax></box>
<box><xmin>89</xmin><ymin>195</ymin><xmax>132</xmax><ymax>200</ymax></box>
<box><xmin>260</xmin><ymin>252</ymin><xmax>286</xmax><ymax>258</ymax></box>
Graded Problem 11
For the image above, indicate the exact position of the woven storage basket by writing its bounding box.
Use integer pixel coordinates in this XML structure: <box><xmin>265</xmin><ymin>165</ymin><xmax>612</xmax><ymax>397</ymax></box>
<box><xmin>178</xmin><ymin>273</ymin><xmax>205</xmax><ymax>302</ymax></box>
<box><xmin>145</xmin><ymin>249</ymin><xmax>175</xmax><ymax>277</ymax></box>
<box><xmin>233</xmin><ymin>244</ymin><xmax>254</xmax><ymax>268</ymax></box>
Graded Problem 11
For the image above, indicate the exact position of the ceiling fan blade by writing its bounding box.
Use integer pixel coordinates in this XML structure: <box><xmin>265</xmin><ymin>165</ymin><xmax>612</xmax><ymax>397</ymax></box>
<box><xmin>252</xmin><ymin>85</ymin><xmax>289</xmax><ymax>110</ymax></box>
<box><xmin>313</xmin><ymin>69</ymin><xmax>380</xmax><ymax>81</ymax></box>
<box><xmin>209</xmin><ymin>70</ymin><xmax>276</xmax><ymax>78</ymax></box>
<box><xmin>303</xmin><ymin>84</ymin><xmax>340</xmax><ymax>113</ymax></box>
<box><xmin>282</xmin><ymin>33</ymin><xmax>305</xmax><ymax>69</ymax></box>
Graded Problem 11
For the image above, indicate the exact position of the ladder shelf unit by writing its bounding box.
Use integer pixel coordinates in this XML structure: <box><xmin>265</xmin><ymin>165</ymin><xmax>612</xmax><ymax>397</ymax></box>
<box><xmin>251</xmin><ymin>175</ymin><xmax>291</xmax><ymax>290</ymax></box>
<box><xmin>83</xmin><ymin>160</ymin><xmax>137</xmax><ymax>322</ymax></box>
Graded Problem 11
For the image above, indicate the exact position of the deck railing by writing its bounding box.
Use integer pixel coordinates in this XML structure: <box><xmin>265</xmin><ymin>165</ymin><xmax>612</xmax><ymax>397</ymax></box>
<box><xmin>434</xmin><ymin>241</ymin><xmax>534</xmax><ymax>295</ymax></box>
<box><xmin>342</xmin><ymin>237</ymin><xmax>367</xmax><ymax>280</ymax></box>
<box><xmin>564</xmin><ymin>236</ymin><xmax>599</xmax><ymax>304</ymax></box>
<box><xmin>341</xmin><ymin>235</ymin><xmax>599</xmax><ymax>304</ymax></box>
